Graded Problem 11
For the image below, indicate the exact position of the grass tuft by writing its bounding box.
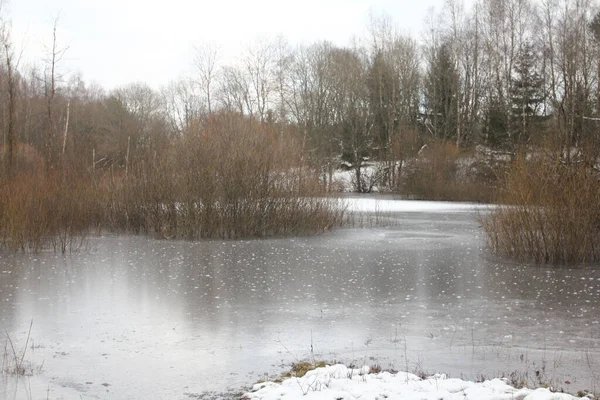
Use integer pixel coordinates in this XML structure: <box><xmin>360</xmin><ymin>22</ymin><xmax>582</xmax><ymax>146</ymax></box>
<box><xmin>281</xmin><ymin>361</ymin><xmax>328</xmax><ymax>378</ymax></box>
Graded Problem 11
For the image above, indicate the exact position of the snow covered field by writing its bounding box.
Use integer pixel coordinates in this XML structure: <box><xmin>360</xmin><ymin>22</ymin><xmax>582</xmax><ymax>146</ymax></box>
<box><xmin>244</xmin><ymin>364</ymin><xmax>588</xmax><ymax>400</ymax></box>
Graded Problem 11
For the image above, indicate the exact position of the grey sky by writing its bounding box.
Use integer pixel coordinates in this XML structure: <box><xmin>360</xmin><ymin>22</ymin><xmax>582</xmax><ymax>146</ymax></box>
<box><xmin>10</xmin><ymin>0</ymin><xmax>459</xmax><ymax>91</ymax></box>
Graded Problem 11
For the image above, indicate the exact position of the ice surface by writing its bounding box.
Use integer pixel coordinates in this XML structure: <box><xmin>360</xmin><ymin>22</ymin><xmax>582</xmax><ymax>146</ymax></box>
<box><xmin>1</xmin><ymin>204</ymin><xmax>598</xmax><ymax>399</ymax></box>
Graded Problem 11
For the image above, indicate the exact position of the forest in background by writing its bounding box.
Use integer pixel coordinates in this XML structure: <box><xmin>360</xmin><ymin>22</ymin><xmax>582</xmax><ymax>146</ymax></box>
<box><xmin>0</xmin><ymin>0</ymin><xmax>600</xmax><ymax>258</ymax></box>
<box><xmin>1</xmin><ymin>0</ymin><xmax>600</xmax><ymax>187</ymax></box>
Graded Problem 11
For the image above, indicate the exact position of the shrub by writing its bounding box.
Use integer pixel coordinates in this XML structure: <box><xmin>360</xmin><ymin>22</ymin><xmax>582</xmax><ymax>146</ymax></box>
<box><xmin>0</xmin><ymin>170</ymin><xmax>102</xmax><ymax>252</ymax></box>
<box><xmin>0</xmin><ymin>114</ymin><xmax>345</xmax><ymax>251</ymax></box>
<box><xmin>102</xmin><ymin>112</ymin><xmax>344</xmax><ymax>240</ymax></box>
<box><xmin>480</xmin><ymin>154</ymin><xmax>600</xmax><ymax>264</ymax></box>
<box><xmin>401</xmin><ymin>141</ymin><xmax>500</xmax><ymax>202</ymax></box>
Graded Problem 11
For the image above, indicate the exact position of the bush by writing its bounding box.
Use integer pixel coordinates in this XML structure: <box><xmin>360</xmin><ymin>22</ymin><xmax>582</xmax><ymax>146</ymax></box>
<box><xmin>480</xmin><ymin>155</ymin><xmax>600</xmax><ymax>264</ymax></box>
<box><xmin>101</xmin><ymin>112</ymin><xmax>345</xmax><ymax>240</ymax></box>
<box><xmin>0</xmin><ymin>170</ymin><xmax>102</xmax><ymax>252</ymax></box>
<box><xmin>0</xmin><ymin>113</ymin><xmax>345</xmax><ymax>250</ymax></box>
<box><xmin>400</xmin><ymin>141</ymin><xmax>500</xmax><ymax>203</ymax></box>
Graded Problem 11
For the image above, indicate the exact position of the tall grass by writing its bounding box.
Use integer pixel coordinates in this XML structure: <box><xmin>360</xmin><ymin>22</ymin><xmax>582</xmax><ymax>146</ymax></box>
<box><xmin>480</xmin><ymin>154</ymin><xmax>600</xmax><ymax>265</ymax></box>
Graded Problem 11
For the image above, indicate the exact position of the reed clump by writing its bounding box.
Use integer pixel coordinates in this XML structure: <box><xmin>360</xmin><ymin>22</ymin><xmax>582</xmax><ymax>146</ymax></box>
<box><xmin>480</xmin><ymin>154</ymin><xmax>600</xmax><ymax>265</ymax></box>
<box><xmin>2</xmin><ymin>320</ymin><xmax>40</xmax><ymax>376</ymax></box>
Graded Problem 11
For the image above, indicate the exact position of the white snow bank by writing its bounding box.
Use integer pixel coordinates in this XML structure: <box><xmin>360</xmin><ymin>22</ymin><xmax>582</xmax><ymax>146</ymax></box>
<box><xmin>243</xmin><ymin>365</ymin><xmax>588</xmax><ymax>400</ymax></box>
<box><xmin>343</xmin><ymin>197</ymin><xmax>490</xmax><ymax>214</ymax></box>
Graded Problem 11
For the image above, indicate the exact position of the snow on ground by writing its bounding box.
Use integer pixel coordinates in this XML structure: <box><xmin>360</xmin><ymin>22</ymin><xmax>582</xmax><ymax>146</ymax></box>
<box><xmin>343</xmin><ymin>197</ymin><xmax>491</xmax><ymax>214</ymax></box>
<box><xmin>244</xmin><ymin>365</ymin><xmax>588</xmax><ymax>400</ymax></box>
<box><xmin>331</xmin><ymin>163</ymin><xmax>384</xmax><ymax>192</ymax></box>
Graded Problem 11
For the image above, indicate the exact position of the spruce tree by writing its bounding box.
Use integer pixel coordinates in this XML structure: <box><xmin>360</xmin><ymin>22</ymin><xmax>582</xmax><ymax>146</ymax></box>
<box><xmin>510</xmin><ymin>42</ymin><xmax>544</xmax><ymax>149</ymax></box>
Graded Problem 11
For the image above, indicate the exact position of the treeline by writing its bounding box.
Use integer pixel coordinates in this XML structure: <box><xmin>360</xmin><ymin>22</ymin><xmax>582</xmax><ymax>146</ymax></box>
<box><xmin>1</xmin><ymin>0</ymin><xmax>600</xmax><ymax>188</ymax></box>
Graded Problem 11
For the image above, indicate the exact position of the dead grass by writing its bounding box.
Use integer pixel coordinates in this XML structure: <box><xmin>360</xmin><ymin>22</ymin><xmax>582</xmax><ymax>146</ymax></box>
<box><xmin>281</xmin><ymin>361</ymin><xmax>328</xmax><ymax>379</ymax></box>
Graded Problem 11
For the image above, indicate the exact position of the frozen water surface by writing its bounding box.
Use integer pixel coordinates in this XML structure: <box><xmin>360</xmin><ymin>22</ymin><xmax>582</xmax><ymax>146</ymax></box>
<box><xmin>0</xmin><ymin>199</ymin><xmax>599</xmax><ymax>399</ymax></box>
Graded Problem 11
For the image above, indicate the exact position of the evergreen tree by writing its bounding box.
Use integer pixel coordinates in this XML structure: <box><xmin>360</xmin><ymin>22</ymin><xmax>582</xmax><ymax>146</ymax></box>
<box><xmin>482</xmin><ymin>99</ymin><xmax>509</xmax><ymax>148</ymax></box>
<box><xmin>424</xmin><ymin>42</ymin><xmax>459</xmax><ymax>141</ymax></box>
<box><xmin>510</xmin><ymin>42</ymin><xmax>544</xmax><ymax>148</ymax></box>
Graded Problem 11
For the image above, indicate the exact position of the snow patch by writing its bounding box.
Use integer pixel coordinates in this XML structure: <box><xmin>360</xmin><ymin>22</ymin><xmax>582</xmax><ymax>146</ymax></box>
<box><xmin>344</xmin><ymin>197</ymin><xmax>490</xmax><ymax>213</ymax></box>
<box><xmin>244</xmin><ymin>364</ymin><xmax>588</xmax><ymax>400</ymax></box>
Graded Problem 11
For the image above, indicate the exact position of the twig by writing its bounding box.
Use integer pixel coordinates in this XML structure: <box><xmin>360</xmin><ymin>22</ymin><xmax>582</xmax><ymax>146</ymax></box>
<box><xmin>19</xmin><ymin>319</ymin><xmax>33</xmax><ymax>371</ymax></box>
<box><xmin>275</xmin><ymin>335</ymin><xmax>300</xmax><ymax>363</ymax></box>
<box><xmin>5</xmin><ymin>331</ymin><xmax>19</xmax><ymax>373</ymax></box>
<box><xmin>404</xmin><ymin>336</ymin><xmax>409</xmax><ymax>384</ymax></box>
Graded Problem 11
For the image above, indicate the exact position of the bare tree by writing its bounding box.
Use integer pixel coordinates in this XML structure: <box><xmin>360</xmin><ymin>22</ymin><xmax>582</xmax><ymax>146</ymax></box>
<box><xmin>445</xmin><ymin>0</ymin><xmax>465</xmax><ymax>147</ymax></box>
<box><xmin>537</xmin><ymin>0</ymin><xmax>597</xmax><ymax>161</ymax></box>
<box><xmin>273</xmin><ymin>35</ymin><xmax>291</xmax><ymax>127</ymax></box>
<box><xmin>0</xmin><ymin>8</ymin><xmax>16</xmax><ymax>176</ymax></box>
<box><xmin>113</xmin><ymin>82</ymin><xmax>162</xmax><ymax>167</ymax></box>
<box><xmin>461</xmin><ymin>2</ymin><xmax>484</xmax><ymax>145</ymax></box>
<box><xmin>423</xmin><ymin>8</ymin><xmax>444</xmax><ymax>139</ymax></box>
<box><xmin>367</xmin><ymin>11</ymin><xmax>420</xmax><ymax>187</ymax></box>
<box><xmin>242</xmin><ymin>38</ymin><xmax>277</xmax><ymax>122</ymax></box>
<box><xmin>193</xmin><ymin>42</ymin><xmax>220</xmax><ymax>115</ymax></box>
<box><xmin>161</xmin><ymin>78</ymin><xmax>202</xmax><ymax>136</ymax></box>
<box><xmin>44</xmin><ymin>14</ymin><xmax>69</xmax><ymax>168</ymax></box>
<box><xmin>217</xmin><ymin>65</ymin><xmax>253</xmax><ymax>116</ymax></box>
<box><xmin>330</xmin><ymin>46</ymin><xmax>374</xmax><ymax>192</ymax></box>
<box><xmin>479</xmin><ymin>0</ymin><xmax>533</xmax><ymax>154</ymax></box>
<box><xmin>287</xmin><ymin>42</ymin><xmax>338</xmax><ymax>187</ymax></box>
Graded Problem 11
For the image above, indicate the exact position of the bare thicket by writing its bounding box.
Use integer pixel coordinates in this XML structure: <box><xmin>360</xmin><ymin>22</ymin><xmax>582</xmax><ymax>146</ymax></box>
<box><xmin>481</xmin><ymin>151</ymin><xmax>600</xmax><ymax>264</ymax></box>
<box><xmin>103</xmin><ymin>112</ymin><xmax>344</xmax><ymax>240</ymax></box>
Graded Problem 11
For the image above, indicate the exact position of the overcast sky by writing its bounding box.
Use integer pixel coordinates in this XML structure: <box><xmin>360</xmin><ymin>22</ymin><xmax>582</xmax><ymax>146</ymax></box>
<box><xmin>10</xmin><ymin>0</ymin><xmax>457</xmax><ymax>91</ymax></box>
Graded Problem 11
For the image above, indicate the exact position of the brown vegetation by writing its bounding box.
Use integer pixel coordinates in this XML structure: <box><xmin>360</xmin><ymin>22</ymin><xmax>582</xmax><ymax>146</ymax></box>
<box><xmin>0</xmin><ymin>171</ymin><xmax>102</xmax><ymax>252</ymax></box>
<box><xmin>102</xmin><ymin>113</ymin><xmax>344</xmax><ymax>240</ymax></box>
<box><xmin>401</xmin><ymin>142</ymin><xmax>501</xmax><ymax>203</ymax></box>
<box><xmin>480</xmin><ymin>154</ymin><xmax>600</xmax><ymax>265</ymax></box>
<box><xmin>0</xmin><ymin>113</ymin><xmax>344</xmax><ymax>252</ymax></box>
<box><xmin>280</xmin><ymin>361</ymin><xmax>328</xmax><ymax>379</ymax></box>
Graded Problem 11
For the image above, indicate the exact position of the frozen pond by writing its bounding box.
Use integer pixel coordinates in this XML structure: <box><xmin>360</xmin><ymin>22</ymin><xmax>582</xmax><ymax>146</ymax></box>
<box><xmin>1</xmin><ymin>199</ymin><xmax>599</xmax><ymax>399</ymax></box>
